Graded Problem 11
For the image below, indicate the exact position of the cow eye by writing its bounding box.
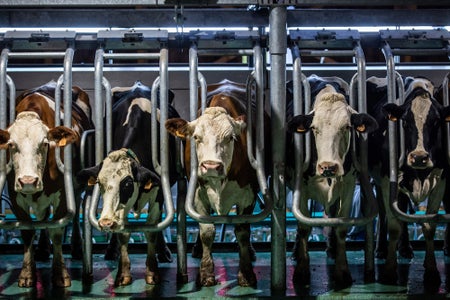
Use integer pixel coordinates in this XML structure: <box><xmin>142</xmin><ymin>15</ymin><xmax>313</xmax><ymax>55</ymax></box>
<box><xmin>193</xmin><ymin>134</ymin><xmax>202</xmax><ymax>144</ymax></box>
<box><xmin>119</xmin><ymin>176</ymin><xmax>134</xmax><ymax>204</ymax></box>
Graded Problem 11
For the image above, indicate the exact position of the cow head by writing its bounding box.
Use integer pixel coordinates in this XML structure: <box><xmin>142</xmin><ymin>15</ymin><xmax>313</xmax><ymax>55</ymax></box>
<box><xmin>166</xmin><ymin>107</ymin><xmax>246</xmax><ymax>179</ymax></box>
<box><xmin>77</xmin><ymin>149</ymin><xmax>160</xmax><ymax>231</ymax></box>
<box><xmin>383</xmin><ymin>77</ymin><xmax>450</xmax><ymax>169</ymax></box>
<box><xmin>0</xmin><ymin>111</ymin><xmax>77</xmax><ymax>194</ymax></box>
<box><xmin>288</xmin><ymin>84</ymin><xmax>378</xmax><ymax>177</ymax></box>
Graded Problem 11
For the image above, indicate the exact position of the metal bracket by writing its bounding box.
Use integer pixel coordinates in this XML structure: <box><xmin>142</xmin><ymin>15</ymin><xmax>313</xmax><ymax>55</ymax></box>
<box><xmin>97</xmin><ymin>29</ymin><xmax>169</xmax><ymax>50</ymax></box>
<box><xmin>380</xmin><ymin>28</ymin><xmax>450</xmax><ymax>49</ymax></box>
<box><xmin>289</xmin><ymin>29</ymin><xmax>360</xmax><ymax>49</ymax></box>
<box><xmin>189</xmin><ymin>29</ymin><xmax>260</xmax><ymax>49</ymax></box>
<box><xmin>3</xmin><ymin>30</ymin><xmax>76</xmax><ymax>51</ymax></box>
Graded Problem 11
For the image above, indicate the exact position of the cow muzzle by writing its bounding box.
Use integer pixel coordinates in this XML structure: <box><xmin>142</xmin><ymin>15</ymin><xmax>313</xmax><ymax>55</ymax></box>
<box><xmin>16</xmin><ymin>176</ymin><xmax>42</xmax><ymax>194</ymax></box>
<box><xmin>408</xmin><ymin>151</ymin><xmax>431</xmax><ymax>169</ymax></box>
<box><xmin>317</xmin><ymin>162</ymin><xmax>339</xmax><ymax>177</ymax></box>
<box><xmin>98</xmin><ymin>218</ymin><xmax>121</xmax><ymax>232</ymax></box>
<box><xmin>199</xmin><ymin>160</ymin><xmax>225</xmax><ymax>177</ymax></box>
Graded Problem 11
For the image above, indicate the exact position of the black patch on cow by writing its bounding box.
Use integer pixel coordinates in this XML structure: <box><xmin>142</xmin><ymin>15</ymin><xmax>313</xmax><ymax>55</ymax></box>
<box><xmin>119</xmin><ymin>176</ymin><xmax>134</xmax><ymax>205</ymax></box>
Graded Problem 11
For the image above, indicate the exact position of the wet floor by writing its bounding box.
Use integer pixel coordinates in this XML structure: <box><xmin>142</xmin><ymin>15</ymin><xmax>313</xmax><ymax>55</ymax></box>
<box><xmin>1</xmin><ymin>249</ymin><xmax>450</xmax><ymax>299</ymax></box>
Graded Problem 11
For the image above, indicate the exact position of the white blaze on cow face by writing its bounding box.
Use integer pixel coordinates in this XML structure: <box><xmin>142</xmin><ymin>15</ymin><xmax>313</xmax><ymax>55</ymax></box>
<box><xmin>408</xmin><ymin>92</ymin><xmax>434</xmax><ymax>169</ymax></box>
<box><xmin>5</xmin><ymin>112</ymin><xmax>51</xmax><ymax>193</ymax></box>
<box><xmin>190</xmin><ymin>107</ymin><xmax>245</xmax><ymax>179</ymax></box>
<box><xmin>96</xmin><ymin>150</ymin><xmax>141</xmax><ymax>231</ymax></box>
<box><xmin>311</xmin><ymin>86</ymin><xmax>353</xmax><ymax>177</ymax></box>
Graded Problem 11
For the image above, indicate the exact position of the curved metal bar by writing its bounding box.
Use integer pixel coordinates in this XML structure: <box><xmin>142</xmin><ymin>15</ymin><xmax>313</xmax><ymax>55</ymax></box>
<box><xmin>0</xmin><ymin>49</ymin><xmax>10</xmax><ymax>204</ymax></box>
<box><xmin>103</xmin><ymin>77</ymin><xmax>112</xmax><ymax>154</ymax></box>
<box><xmin>291</xmin><ymin>42</ymin><xmax>377</xmax><ymax>227</ymax></box>
<box><xmin>395</xmin><ymin>71</ymin><xmax>406</xmax><ymax>168</ymax></box>
<box><xmin>54</xmin><ymin>75</ymin><xmax>65</xmax><ymax>174</ymax></box>
<box><xmin>246</xmin><ymin>73</ymin><xmax>257</xmax><ymax>169</ymax></box>
<box><xmin>0</xmin><ymin>47</ymin><xmax>76</xmax><ymax>230</ymax></box>
<box><xmin>443</xmin><ymin>73</ymin><xmax>450</xmax><ymax>166</ymax></box>
<box><xmin>151</xmin><ymin>76</ymin><xmax>162</xmax><ymax>175</ymax></box>
<box><xmin>89</xmin><ymin>46</ymin><xmax>174</xmax><ymax>233</ymax></box>
<box><xmin>80</xmin><ymin>129</ymin><xmax>95</xmax><ymax>170</ymax></box>
<box><xmin>391</xmin><ymin>198</ymin><xmax>450</xmax><ymax>223</ymax></box>
<box><xmin>6</xmin><ymin>75</ymin><xmax>15</xmax><ymax>124</ymax></box>
<box><xmin>198</xmin><ymin>72</ymin><xmax>207</xmax><ymax>114</ymax></box>
<box><xmin>184</xmin><ymin>42</ymin><xmax>271</xmax><ymax>224</ymax></box>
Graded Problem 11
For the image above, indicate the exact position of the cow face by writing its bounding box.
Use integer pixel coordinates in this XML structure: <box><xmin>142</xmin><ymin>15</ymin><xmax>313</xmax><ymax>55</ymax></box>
<box><xmin>166</xmin><ymin>107</ymin><xmax>246</xmax><ymax>179</ymax></box>
<box><xmin>383</xmin><ymin>77</ymin><xmax>450</xmax><ymax>169</ymax></box>
<box><xmin>0</xmin><ymin>111</ymin><xmax>77</xmax><ymax>194</ymax></box>
<box><xmin>77</xmin><ymin>149</ymin><xmax>160</xmax><ymax>231</ymax></box>
<box><xmin>288</xmin><ymin>85</ymin><xmax>377</xmax><ymax>177</ymax></box>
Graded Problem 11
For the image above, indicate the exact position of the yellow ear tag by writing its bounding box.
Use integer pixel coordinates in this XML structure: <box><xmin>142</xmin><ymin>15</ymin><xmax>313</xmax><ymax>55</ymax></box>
<box><xmin>356</xmin><ymin>124</ymin><xmax>366</xmax><ymax>132</ymax></box>
<box><xmin>175</xmin><ymin>130</ymin><xmax>185</xmax><ymax>138</ymax></box>
<box><xmin>387</xmin><ymin>114</ymin><xmax>397</xmax><ymax>122</ymax></box>
<box><xmin>144</xmin><ymin>180</ymin><xmax>153</xmax><ymax>190</ymax></box>
<box><xmin>296</xmin><ymin>127</ymin><xmax>307</xmax><ymax>133</ymax></box>
<box><xmin>445</xmin><ymin>116</ymin><xmax>450</xmax><ymax>122</ymax></box>
<box><xmin>87</xmin><ymin>176</ymin><xmax>97</xmax><ymax>186</ymax></box>
<box><xmin>58</xmin><ymin>137</ymin><xmax>67</xmax><ymax>147</ymax></box>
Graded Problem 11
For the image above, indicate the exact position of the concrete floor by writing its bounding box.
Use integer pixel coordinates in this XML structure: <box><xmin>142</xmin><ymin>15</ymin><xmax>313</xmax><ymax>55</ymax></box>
<box><xmin>1</xmin><ymin>249</ymin><xmax>450</xmax><ymax>299</ymax></box>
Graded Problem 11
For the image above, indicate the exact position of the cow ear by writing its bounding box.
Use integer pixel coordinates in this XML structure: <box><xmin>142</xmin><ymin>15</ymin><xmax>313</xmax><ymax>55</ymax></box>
<box><xmin>165</xmin><ymin>118</ymin><xmax>192</xmax><ymax>139</ymax></box>
<box><xmin>135</xmin><ymin>166</ymin><xmax>160</xmax><ymax>190</ymax></box>
<box><xmin>234</xmin><ymin>115</ymin><xmax>247</xmax><ymax>132</ymax></box>
<box><xmin>382</xmin><ymin>103</ymin><xmax>403</xmax><ymax>122</ymax></box>
<box><xmin>48</xmin><ymin>126</ymin><xmax>78</xmax><ymax>146</ymax></box>
<box><xmin>0</xmin><ymin>129</ymin><xmax>10</xmax><ymax>149</ymax></box>
<box><xmin>76</xmin><ymin>164</ymin><xmax>102</xmax><ymax>185</ymax></box>
<box><xmin>287</xmin><ymin>114</ymin><xmax>314</xmax><ymax>134</ymax></box>
<box><xmin>351</xmin><ymin>113</ymin><xmax>379</xmax><ymax>133</ymax></box>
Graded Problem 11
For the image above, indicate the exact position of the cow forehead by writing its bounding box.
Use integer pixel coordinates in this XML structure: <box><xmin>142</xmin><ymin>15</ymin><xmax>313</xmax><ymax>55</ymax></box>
<box><xmin>405</xmin><ymin>77</ymin><xmax>434</xmax><ymax>96</ymax></box>
<box><xmin>98</xmin><ymin>154</ymin><xmax>133</xmax><ymax>184</ymax></box>
<box><xmin>312</xmin><ymin>92</ymin><xmax>351</xmax><ymax>128</ymax></box>
<box><xmin>122</xmin><ymin>97</ymin><xmax>159</xmax><ymax>125</ymax></box>
<box><xmin>193</xmin><ymin>107</ymin><xmax>236</xmax><ymax>138</ymax></box>
<box><xmin>8</xmin><ymin>112</ymin><xmax>48</xmax><ymax>143</ymax></box>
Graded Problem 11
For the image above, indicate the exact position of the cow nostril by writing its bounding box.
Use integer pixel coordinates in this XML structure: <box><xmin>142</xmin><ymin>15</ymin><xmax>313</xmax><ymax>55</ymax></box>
<box><xmin>99</xmin><ymin>219</ymin><xmax>115</xmax><ymax>230</ymax></box>
<box><xmin>318</xmin><ymin>163</ymin><xmax>337</xmax><ymax>177</ymax></box>
<box><xmin>19</xmin><ymin>176</ymin><xmax>38</xmax><ymax>186</ymax></box>
<box><xmin>411</xmin><ymin>153</ymin><xmax>430</xmax><ymax>165</ymax></box>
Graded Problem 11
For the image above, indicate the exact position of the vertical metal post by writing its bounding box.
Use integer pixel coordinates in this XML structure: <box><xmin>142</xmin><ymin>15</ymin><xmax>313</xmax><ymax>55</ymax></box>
<box><xmin>0</xmin><ymin>49</ymin><xmax>9</xmax><ymax>197</ymax></box>
<box><xmin>269</xmin><ymin>5</ymin><xmax>287</xmax><ymax>292</ymax></box>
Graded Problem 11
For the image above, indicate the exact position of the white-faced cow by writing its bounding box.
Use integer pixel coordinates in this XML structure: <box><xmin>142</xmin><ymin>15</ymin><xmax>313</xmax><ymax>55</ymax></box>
<box><xmin>286</xmin><ymin>75</ymin><xmax>378</xmax><ymax>288</ymax></box>
<box><xmin>366</xmin><ymin>76</ymin><xmax>450</xmax><ymax>291</ymax></box>
<box><xmin>0</xmin><ymin>81</ymin><xmax>94</xmax><ymax>287</ymax></box>
<box><xmin>77</xmin><ymin>81</ymin><xmax>180</xmax><ymax>286</ymax></box>
<box><xmin>165</xmin><ymin>79</ymin><xmax>263</xmax><ymax>287</ymax></box>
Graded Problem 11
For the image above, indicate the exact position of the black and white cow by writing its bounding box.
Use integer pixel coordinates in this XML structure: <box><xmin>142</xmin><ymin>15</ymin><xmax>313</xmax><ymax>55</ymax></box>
<box><xmin>367</xmin><ymin>76</ymin><xmax>450</xmax><ymax>291</ymax></box>
<box><xmin>77</xmin><ymin>81</ymin><xmax>180</xmax><ymax>286</ymax></box>
<box><xmin>0</xmin><ymin>81</ymin><xmax>94</xmax><ymax>287</ymax></box>
<box><xmin>287</xmin><ymin>75</ymin><xmax>378</xmax><ymax>288</ymax></box>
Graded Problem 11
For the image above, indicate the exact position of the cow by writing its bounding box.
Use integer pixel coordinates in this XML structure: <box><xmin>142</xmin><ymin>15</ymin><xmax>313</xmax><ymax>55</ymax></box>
<box><xmin>0</xmin><ymin>80</ymin><xmax>94</xmax><ymax>287</ymax></box>
<box><xmin>165</xmin><ymin>79</ymin><xmax>265</xmax><ymax>287</ymax></box>
<box><xmin>286</xmin><ymin>75</ymin><xmax>378</xmax><ymax>288</ymax></box>
<box><xmin>77</xmin><ymin>81</ymin><xmax>180</xmax><ymax>286</ymax></box>
<box><xmin>366</xmin><ymin>75</ymin><xmax>450</xmax><ymax>291</ymax></box>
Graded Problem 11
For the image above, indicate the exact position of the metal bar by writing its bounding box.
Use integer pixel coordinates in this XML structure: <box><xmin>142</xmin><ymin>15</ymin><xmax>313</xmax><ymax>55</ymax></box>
<box><xmin>197</xmin><ymin>49</ymin><xmax>255</xmax><ymax>56</ymax></box>
<box><xmin>103</xmin><ymin>53</ymin><xmax>161</xmax><ymax>60</ymax></box>
<box><xmin>269</xmin><ymin>5</ymin><xmax>287</xmax><ymax>292</ymax></box>
<box><xmin>7</xmin><ymin>52</ymin><xmax>66</xmax><ymax>59</ymax></box>
<box><xmin>0</xmin><ymin>49</ymin><xmax>10</xmax><ymax>208</ymax></box>
<box><xmin>444</xmin><ymin>73</ymin><xmax>450</xmax><ymax>166</ymax></box>
<box><xmin>151</xmin><ymin>76</ymin><xmax>162</xmax><ymax>175</ymax></box>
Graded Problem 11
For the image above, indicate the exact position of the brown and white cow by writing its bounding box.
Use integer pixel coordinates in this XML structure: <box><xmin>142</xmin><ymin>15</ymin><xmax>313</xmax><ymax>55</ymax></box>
<box><xmin>286</xmin><ymin>75</ymin><xmax>378</xmax><ymax>288</ymax></box>
<box><xmin>367</xmin><ymin>76</ymin><xmax>450</xmax><ymax>291</ymax></box>
<box><xmin>0</xmin><ymin>81</ymin><xmax>93</xmax><ymax>287</ymax></box>
<box><xmin>77</xmin><ymin>81</ymin><xmax>179</xmax><ymax>286</ymax></box>
<box><xmin>165</xmin><ymin>79</ymin><xmax>262</xmax><ymax>287</ymax></box>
